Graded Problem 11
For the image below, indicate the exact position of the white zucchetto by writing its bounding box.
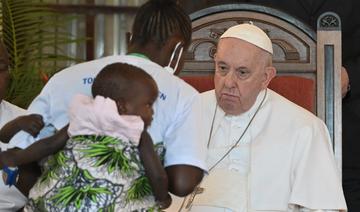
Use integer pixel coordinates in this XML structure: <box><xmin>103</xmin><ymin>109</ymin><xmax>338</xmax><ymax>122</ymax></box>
<box><xmin>220</xmin><ymin>23</ymin><xmax>273</xmax><ymax>54</ymax></box>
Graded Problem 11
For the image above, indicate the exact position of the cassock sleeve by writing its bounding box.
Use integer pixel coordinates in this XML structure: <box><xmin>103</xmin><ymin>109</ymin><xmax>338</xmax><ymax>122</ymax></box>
<box><xmin>289</xmin><ymin>119</ymin><xmax>347</xmax><ymax>210</ymax></box>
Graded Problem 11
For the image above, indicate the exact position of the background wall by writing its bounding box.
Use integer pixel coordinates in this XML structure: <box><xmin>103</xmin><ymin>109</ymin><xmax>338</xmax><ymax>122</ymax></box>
<box><xmin>44</xmin><ymin>0</ymin><xmax>147</xmax><ymax>64</ymax></box>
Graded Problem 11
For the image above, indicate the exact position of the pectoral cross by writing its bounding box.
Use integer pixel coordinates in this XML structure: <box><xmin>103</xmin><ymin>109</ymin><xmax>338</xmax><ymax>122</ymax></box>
<box><xmin>185</xmin><ymin>186</ymin><xmax>205</xmax><ymax>209</ymax></box>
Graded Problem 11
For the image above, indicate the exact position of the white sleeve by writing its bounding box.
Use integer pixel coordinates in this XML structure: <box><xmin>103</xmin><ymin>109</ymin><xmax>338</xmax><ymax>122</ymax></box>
<box><xmin>288</xmin><ymin>119</ymin><xmax>347</xmax><ymax>210</ymax></box>
<box><xmin>290</xmin><ymin>204</ymin><xmax>341</xmax><ymax>211</ymax></box>
<box><xmin>8</xmin><ymin>82</ymin><xmax>55</xmax><ymax>149</ymax></box>
<box><xmin>162</xmin><ymin>91</ymin><xmax>207</xmax><ymax>171</ymax></box>
<box><xmin>299</xmin><ymin>206</ymin><xmax>340</xmax><ymax>212</ymax></box>
<box><xmin>300</xmin><ymin>209</ymin><xmax>340</xmax><ymax>212</ymax></box>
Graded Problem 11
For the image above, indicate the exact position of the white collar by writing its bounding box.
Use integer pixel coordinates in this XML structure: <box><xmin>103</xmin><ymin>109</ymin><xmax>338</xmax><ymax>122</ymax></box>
<box><xmin>214</xmin><ymin>89</ymin><xmax>268</xmax><ymax>128</ymax></box>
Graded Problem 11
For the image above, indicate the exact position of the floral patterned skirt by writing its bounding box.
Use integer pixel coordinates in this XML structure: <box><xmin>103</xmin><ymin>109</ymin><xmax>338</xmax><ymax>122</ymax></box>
<box><xmin>25</xmin><ymin>135</ymin><xmax>165</xmax><ymax>212</ymax></box>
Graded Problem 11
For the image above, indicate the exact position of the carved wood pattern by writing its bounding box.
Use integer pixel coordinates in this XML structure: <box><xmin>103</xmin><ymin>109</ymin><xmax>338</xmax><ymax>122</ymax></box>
<box><xmin>182</xmin><ymin>10</ymin><xmax>317</xmax><ymax>76</ymax></box>
<box><xmin>317</xmin><ymin>12</ymin><xmax>341</xmax><ymax>30</ymax></box>
<box><xmin>319</xmin><ymin>14</ymin><xmax>340</xmax><ymax>28</ymax></box>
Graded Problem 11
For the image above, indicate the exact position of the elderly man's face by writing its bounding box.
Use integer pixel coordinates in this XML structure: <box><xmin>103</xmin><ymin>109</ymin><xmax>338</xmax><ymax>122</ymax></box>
<box><xmin>214</xmin><ymin>38</ymin><xmax>275</xmax><ymax>115</ymax></box>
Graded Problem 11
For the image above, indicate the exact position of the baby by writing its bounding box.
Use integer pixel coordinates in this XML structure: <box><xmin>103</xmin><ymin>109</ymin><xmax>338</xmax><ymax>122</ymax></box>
<box><xmin>1</xmin><ymin>63</ymin><xmax>171</xmax><ymax>211</ymax></box>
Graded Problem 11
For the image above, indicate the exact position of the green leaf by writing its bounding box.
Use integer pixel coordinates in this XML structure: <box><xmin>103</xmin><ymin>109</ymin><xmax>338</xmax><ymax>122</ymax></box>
<box><xmin>79</xmin><ymin>136</ymin><xmax>139</xmax><ymax>176</ymax></box>
<box><xmin>126</xmin><ymin>176</ymin><xmax>153</xmax><ymax>202</ymax></box>
<box><xmin>1</xmin><ymin>0</ymin><xmax>85</xmax><ymax>107</ymax></box>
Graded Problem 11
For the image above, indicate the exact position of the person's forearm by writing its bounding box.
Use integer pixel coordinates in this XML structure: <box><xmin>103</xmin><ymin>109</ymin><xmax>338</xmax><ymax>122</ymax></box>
<box><xmin>166</xmin><ymin>165</ymin><xmax>203</xmax><ymax>197</ymax></box>
<box><xmin>0</xmin><ymin>118</ymin><xmax>22</xmax><ymax>143</ymax></box>
<box><xmin>1</xmin><ymin>126</ymin><xmax>69</xmax><ymax>167</ymax></box>
<box><xmin>138</xmin><ymin>131</ymin><xmax>171</xmax><ymax>208</ymax></box>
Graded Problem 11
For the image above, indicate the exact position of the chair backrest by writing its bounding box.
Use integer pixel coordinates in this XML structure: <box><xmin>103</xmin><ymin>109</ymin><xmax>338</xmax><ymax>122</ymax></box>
<box><xmin>180</xmin><ymin>4</ymin><xmax>342</xmax><ymax>171</ymax></box>
<box><xmin>181</xmin><ymin>75</ymin><xmax>316</xmax><ymax>112</ymax></box>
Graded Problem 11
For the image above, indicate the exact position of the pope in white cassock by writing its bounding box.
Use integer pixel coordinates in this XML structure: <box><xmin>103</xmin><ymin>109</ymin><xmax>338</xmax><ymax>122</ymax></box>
<box><xmin>171</xmin><ymin>23</ymin><xmax>347</xmax><ymax>212</ymax></box>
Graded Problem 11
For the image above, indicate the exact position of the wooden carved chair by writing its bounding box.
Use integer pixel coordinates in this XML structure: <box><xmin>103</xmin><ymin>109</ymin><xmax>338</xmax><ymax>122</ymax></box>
<box><xmin>179</xmin><ymin>4</ymin><xmax>342</xmax><ymax>171</ymax></box>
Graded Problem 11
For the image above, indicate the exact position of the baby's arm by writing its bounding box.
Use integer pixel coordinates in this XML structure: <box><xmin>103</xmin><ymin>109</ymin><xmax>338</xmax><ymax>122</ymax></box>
<box><xmin>138</xmin><ymin>131</ymin><xmax>172</xmax><ymax>209</ymax></box>
<box><xmin>0</xmin><ymin>125</ymin><xmax>69</xmax><ymax>168</ymax></box>
<box><xmin>0</xmin><ymin>114</ymin><xmax>44</xmax><ymax>143</ymax></box>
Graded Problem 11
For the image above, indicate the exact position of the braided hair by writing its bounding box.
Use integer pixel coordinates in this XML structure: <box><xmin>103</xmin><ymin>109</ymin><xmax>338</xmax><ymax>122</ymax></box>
<box><xmin>131</xmin><ymin>0</ymin><xmax>192</xmax><ymax>47</ymax></box>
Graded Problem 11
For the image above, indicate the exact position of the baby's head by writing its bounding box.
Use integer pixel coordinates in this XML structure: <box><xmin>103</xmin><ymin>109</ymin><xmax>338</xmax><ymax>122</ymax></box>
<box><xmin>92</xmin><ymin>63</ymin><xmax>158</xmax><ymax>127</ymax></box>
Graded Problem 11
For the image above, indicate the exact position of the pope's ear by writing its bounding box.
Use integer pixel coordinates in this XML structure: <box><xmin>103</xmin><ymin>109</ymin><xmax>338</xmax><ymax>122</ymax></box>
<box><xmin>262</xmin><ymin>66</ymin><xmax>277</xmax><ymax>88</ymax></box>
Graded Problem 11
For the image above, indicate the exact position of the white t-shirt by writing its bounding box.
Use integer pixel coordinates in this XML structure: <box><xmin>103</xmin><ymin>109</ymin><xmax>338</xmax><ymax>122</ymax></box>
<box><xmin>0</xmin><ymin>100</ymin><xmax>26</xmax><ymax>130</ymax></box>
<box><xmin>9</xmin><ymin>55</ymin><xmax>207</xmax><ymax>170</ymax></box>
<box><xmin>183</xmin><ymin>89</ymin><xmax>346</xmax><ymax>211</ymax></box>
<box><xmin>0</xmin><ymin>100</ymin><xmax>28</xmax><ymax>211</ymax></box>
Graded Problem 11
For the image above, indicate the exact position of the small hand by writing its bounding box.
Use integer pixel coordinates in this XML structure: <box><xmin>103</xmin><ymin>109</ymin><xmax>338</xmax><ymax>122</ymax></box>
<box><xmin>157</xmin><ymin>194</ymin><xmax>172</xmax><ymax>210</ymax></box>
<box><xmin>341</xmin><ymin>66</ymin><xmax>350</xmax><ymax>98</ymax></box>
<box><xmin>15</xmin><ymin>114</ymin><xmax>44</xmax><ymax>137</ymax></box>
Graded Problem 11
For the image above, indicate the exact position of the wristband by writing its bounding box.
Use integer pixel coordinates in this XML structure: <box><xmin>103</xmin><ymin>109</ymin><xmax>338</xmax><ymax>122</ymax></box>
<box><xmin>2</xmin><ymin>166</ymin><xmax>19</xmax><ymax>187</ymax></box>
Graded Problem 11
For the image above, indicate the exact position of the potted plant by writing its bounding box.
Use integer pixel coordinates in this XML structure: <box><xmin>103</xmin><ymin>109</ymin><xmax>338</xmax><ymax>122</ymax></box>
<box><xmin>0</xmin><ymin>0</ymin><xmax>84</xmax><ymax>107</ymax></box>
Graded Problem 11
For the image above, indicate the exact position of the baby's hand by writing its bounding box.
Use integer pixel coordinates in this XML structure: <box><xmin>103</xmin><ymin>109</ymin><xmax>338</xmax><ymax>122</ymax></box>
<box><xmin>157</xmin><ymin>194</ymin><xmax>172</xmax><ymax>210</ymax></box>
<box><xmin>15</xmin><ymin>114</ymin><xmax>44</xmax><ymax>137</ymax></box>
